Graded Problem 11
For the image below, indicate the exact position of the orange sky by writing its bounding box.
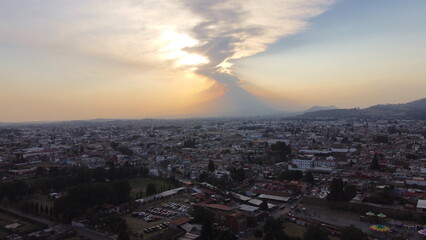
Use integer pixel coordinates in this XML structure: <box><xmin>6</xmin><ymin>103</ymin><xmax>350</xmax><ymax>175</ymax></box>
<box><xmin>1</xmin><ymin>0</ymin><xmax>425</xmax><ymax>122</ymax></box>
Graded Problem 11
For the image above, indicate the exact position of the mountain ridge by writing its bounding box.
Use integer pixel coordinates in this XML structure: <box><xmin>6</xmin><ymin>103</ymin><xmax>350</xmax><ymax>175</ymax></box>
<box><xmin>296</xmin><ymin>98</ymin><xmax>426</xmax><ymax>119</ymax></box>
<box><xmin>305</xmin><ymin>105</ymin><xmax>339</xmax><ymax>112</ymax></box>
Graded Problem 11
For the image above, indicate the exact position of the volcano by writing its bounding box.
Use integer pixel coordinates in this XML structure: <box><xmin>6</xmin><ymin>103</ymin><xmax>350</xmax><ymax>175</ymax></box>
<box><xmin>192</xmin><ymin>85</ymin><xmax>279</xmax><ymax>117</ymax></box>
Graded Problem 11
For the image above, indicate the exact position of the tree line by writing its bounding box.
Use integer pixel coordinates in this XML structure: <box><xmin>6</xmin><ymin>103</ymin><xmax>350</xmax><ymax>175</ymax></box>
<box><xmin>52</xmin><ymin>180</ymin><xmax>131</xmax><ymax>223</ymax></box>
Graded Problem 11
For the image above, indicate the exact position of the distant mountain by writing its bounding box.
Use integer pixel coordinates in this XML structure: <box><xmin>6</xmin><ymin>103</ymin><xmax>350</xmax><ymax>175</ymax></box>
<box><xmin>191</xmin><ymin>85</ymin><xmax>279</xmax><ymax>117</ymax></box>
<box><xmin>305</xmin><ymin>105</ymin><xmax>339</xmax><ymax>112</ymax></box>
<box><xmin>296</xmin><ymin>98</ymin><xmax>426</xmax><ymax>120</ymax></box>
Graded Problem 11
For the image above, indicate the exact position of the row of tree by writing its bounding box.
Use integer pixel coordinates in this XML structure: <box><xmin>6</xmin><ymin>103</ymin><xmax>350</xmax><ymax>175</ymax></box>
<box><xmin>52</xmin><ymin>180</ymin><xmax>131</xmax><ymax>223</ymax></box>
<box><xmin>32</xmin><ymin>166</ymin><xmax>149</xmax><ymax>194</ymax></box>
<box><xmin>278</xmin><ymin>170</ymin><xmax>314</xmax><ymax>184</ymax></box>
<box><xmin>0</xmin><ymin>180</ymin><xmax>28</xmax><ymax>203</ymax></box>
<box><xmin>327</xmin><ymin>178</ymin><xmax>357</xmax><ymax>202</ymax></box>
<box><xmin>21</xmin><ymin>201</ymin><xmax>53</xmax><ymax>217</ymax></box>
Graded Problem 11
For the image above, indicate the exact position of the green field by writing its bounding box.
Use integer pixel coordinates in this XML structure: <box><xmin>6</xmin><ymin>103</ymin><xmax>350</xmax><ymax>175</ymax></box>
<box><xmin>283</xmin><ymin>221</ymin><xmax>341</xmax><ymax>240</ymax></box>
<box><xmin>128</xmin><ymin>177</ymin><xmax>179</xmax><ymax>199</ymax></box>
<box><xmin>283</xmin><ymin>221</ymin><xmax>307</xmax><ymax>238</ymax></box>
<box><xmin>249</xmin><ymin>221</ymin><xmax>341</xmax><ymax>240</ymax></box>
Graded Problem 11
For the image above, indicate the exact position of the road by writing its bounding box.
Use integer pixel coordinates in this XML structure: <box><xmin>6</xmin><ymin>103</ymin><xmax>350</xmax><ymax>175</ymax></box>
<box><xmin>0</xmin><ymin>205</ymin><xmax>114</xmax><ymax>240</ymax></box>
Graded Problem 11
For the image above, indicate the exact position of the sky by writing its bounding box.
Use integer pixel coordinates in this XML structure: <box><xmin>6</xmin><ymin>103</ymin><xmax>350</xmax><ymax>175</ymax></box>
<box><xmin>0</xmin><ymin>0</ymin><xmax>425</xmax><ymax>122</ymax></box>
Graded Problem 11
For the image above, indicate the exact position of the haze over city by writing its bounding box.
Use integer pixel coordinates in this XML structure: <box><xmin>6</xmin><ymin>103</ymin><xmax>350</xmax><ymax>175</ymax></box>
<box><xmin>1</xmin><ymin>0</ymin><xmax>425</xmax><ymax>122</ymax></box>
<box><xmin>2</xmin><ymin>1</ymin><xmax>426</xmax><ymax>240</ymax></box>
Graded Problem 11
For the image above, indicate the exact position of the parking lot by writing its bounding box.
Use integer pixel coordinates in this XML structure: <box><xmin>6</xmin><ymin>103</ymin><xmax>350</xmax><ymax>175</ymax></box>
<box><xmin>125</xmin><ymin>197</ymin><xmax>193</xmax><ymax>238</ymax></box>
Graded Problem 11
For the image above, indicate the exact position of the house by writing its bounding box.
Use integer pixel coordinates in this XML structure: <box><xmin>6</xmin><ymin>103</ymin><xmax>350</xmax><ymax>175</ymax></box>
<box><xmin>169</xmin><ymin>217</ymin><xmax>192</xmax><ymax>229</ymax></box>
<box><xmin>196</xmin><ymin>203</ymin><xmax>247</xmax><ymax>233</ymax></box>
<box><xmin>417</xmin><ymin>199</ymin><xmax>426</xmax><ymax>212</ymax></box>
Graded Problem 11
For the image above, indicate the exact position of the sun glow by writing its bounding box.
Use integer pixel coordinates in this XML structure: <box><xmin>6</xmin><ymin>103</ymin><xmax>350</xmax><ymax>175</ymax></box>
<box><xmin>159</xmin><ymin>30</ymin><xmax>209</xmax><ymax>67</ymax></box>
<box><xmin>177</xmin><ymin>54</ymin><xmax>209</xmax><ymax>66</ymax></box>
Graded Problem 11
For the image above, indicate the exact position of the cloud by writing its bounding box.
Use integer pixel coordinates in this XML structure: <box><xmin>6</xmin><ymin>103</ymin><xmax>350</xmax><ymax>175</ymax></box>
<box><xmin>186</xmin><ymin>0</ymin><xmax>334</xmax><ymax>74</ymax></box>
<box><xmin>0</xmin><ymin>0</ymin><xmax>201</xmax><ymax>69</ymax></box>
<box><xmin>0</xmin><ymin>0</ymin><xmax>334</xmax><ymax>94</ymax></box>
<box><xmin>0</xmin><ymin>0</ymin><xmax>333</xmax><ymax>69</ymax></box>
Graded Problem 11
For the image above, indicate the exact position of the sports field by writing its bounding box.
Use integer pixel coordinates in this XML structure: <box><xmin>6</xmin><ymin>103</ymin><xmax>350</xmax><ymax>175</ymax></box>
<box><xmin>128</xmin><ymin>177</ymin><xmax>179</xmax><ymax>199</ymax></box>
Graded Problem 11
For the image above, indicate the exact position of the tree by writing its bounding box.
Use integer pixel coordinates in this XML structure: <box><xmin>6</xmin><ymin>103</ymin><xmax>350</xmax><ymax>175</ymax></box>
<box><xmin>327</xmin><ymin>178</ymin><xmax>344</xmax><ymax>201</ymax></box>
<box><xmin>303</xmin><ymin>225</ymin><xmax>330</xmax><ymax>240</ymax></box>
<box><xmin>21</xmin><ymin>202</ymin><xmax>30</xmax><ymax>213</ymax></box>
<box><xmin>304</xmin><ymin>172</ymin><xmax>314</xmax><ymax>184</ymax></box>
<box><xmin>35</xmin><ymin>167</ymin><xmax>45</xmax><ymax>177</ymax></box>
<box><xmin>49</xmin><ymin>167</ymin><xmax>60</xmax><ymax>176</ymax></box>
<box><xmin>263</xmin><ymin>217</ymin><xmax>288</xmax><ymax>240</ymax></box>
<box><xmin>52</xmin><ymin>181</ymin><xmax>132</xmax><ymax>223</ymax></box>
<box><xmin>145</xmin><ymin>183</ymin><xmax>157</xmax><ymax>196</ymax></box>
<box><xmin>110</xmin><ymin>141</ymin><xmax>119</xmax><ymax>150</ymax></box>
<box><xmin>218</xmin><ymin>175</ymin><xmax>230</xmax><ymax>189</ymax></box>
<box><xmin>198</xmin><ymin>172</ymin><xmax>209</xmax><ymax>182</ymax></box>
<box><xmin>253</xmin><ymin>229</ymin><xmax>263</xmax><ymax>238</ymax></box>
<box><xmin>35</xmin><ymin>202</ymin><xmax>39</xmax><ymax>214</ymax></box>
<box><xmin>192</xmin><ymin>207</ymin><xmax>206</xmax><ymax>223</ymax></box>
<box><xmin>117</xmin><ymin>221</ymin><xmax>130</xmax><ymax>240</ymax></box>
<box><xmin>208</xmin><ymin>160</ymin><xmax>215</xmax><ymax>172</ymax></box>
<box><xmin>215</xmin><ymin>230</ymin><xmax>237</xmax><ymax>240</ymax></box>
<box><xmin>340</xmin><ymin>225</ymin><xmax>367</xmax><ymax>240</ymax></box>
<box><xmin>231</xmin><ymin>167</ymin><xmax>246</xmax><ymax>182</ymax></box>
<box><xmin>370</xmin><ymin>154</ymin><xmax>380</xmax><ymax>170</ymax></box>
<box><xmin>200</xmin><ymin>211</ymin><xmax>213</xmax><ymax>240</ymax></box>
<box><xmin>279</xmin><ymin>170</ymin><xmax>303</xmax><ymax>181</ymax></box>
<box><xmin>118</xmin><ymin>229</ymin><xmax>130</xmax><ymax>240</ymax></box>
<box><xmin>0</xmin><ymin>180</ymin><xmax>29</xmax><ymax>203</ymax></box>
<box><xmin>183</xmin><ymin>139</ymin><xmax>196</xmax><ymax>148</ymax></box>
<box><xmin>327</xmin><ymin>178</ymin><xmax>356</xmax><ymax>202</ymax></box>
<box><xmin>260</xmin><ymin>199</ymin><xmax>268</xmax><ymax>211</ymax></box>
<box><xmin>93</xmin><ymin>167</ymin><xmax>106</xmax><ymax>181</ymax></box>
<box><xmin>112</xmin><ymin>181</ymin><xmax>132</xmax><ymax>203</ymax></box>
<box><xmin>140</xmin><ymin>167</ymin><xmax>149</xmax><ymax>177</ymax></box>
<box><xmin>373</xmin><ymin>135</ymin><xmax>388</xmax><ymax>143</ymax></box>
<box><xmin>366</xmin><ymin>186</ymin><xmax>395</xmax><ymax>205</ymax></box>
<box><xmin>270</xmin><ymin>141</ymin><xmax>291</xmax><ymax>156</ymax></box>
<box><xmin>117</xmin><ymin>146</ymin><xmax>133</xmax><ymax>156</ymax></box>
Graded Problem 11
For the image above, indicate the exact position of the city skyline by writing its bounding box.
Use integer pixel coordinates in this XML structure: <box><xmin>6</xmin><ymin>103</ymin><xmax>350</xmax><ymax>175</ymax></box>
<box><xmin>1</xmin><ymin>0</ymin><xmax>426</xmax><ymax>122</ymax></box>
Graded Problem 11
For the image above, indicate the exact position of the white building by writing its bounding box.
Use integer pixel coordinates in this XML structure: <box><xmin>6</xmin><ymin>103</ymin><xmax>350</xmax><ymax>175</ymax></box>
<box><xmin>292</xmin><ymin>159</ymin><xmax>314</xmax><ymax>169</ymax></box>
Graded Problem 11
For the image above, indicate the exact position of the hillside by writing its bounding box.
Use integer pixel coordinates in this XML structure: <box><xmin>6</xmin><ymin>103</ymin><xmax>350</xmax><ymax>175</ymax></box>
<box><xmin>296</xmin><ymin>98</ymin><xmax>426</xmax><ymax>120</ymax></box>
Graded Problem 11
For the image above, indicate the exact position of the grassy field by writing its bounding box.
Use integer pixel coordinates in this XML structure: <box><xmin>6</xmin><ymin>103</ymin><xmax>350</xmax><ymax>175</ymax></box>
<box><xmin>249</xmin><ymin>221</ymin><xmax>341</xmax><ymax>240</ymax></box>
<box><xmin>128</xmin><ymin>177</ymin><xmax>179</xmax><ymax>199</ymax></box>
<box><xmin>283</xmin><ymin>221</ymin><xmax>341</xmax><ymax>240</ymax></box>
<box><xmin>0</xmin><ymin>210</ymin><xmax>45</xmax><ymax>239</ymax></box>
<box><xmin>283</xmin><ymin>221</ymin><xmax>306</xmax><ymax>238</ymax></box>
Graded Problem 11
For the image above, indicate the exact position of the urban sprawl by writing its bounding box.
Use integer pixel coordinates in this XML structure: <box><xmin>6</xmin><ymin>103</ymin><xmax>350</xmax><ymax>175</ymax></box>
<box><xmin>0</xmin><ymin>118</ymin><xmax>425</xmax><ymax>240</ymax></box>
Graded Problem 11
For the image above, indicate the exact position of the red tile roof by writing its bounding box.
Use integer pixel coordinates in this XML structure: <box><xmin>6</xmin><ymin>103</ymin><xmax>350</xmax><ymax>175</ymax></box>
<box><xmin>204</xmin><ymin>204</ymin><xmax>234</xmax><ymax>211</ymax></box>
<box><xmin>170</xmin><ymin>217</ymin><xmax>192</xmax><ymax>226</ymax></box>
